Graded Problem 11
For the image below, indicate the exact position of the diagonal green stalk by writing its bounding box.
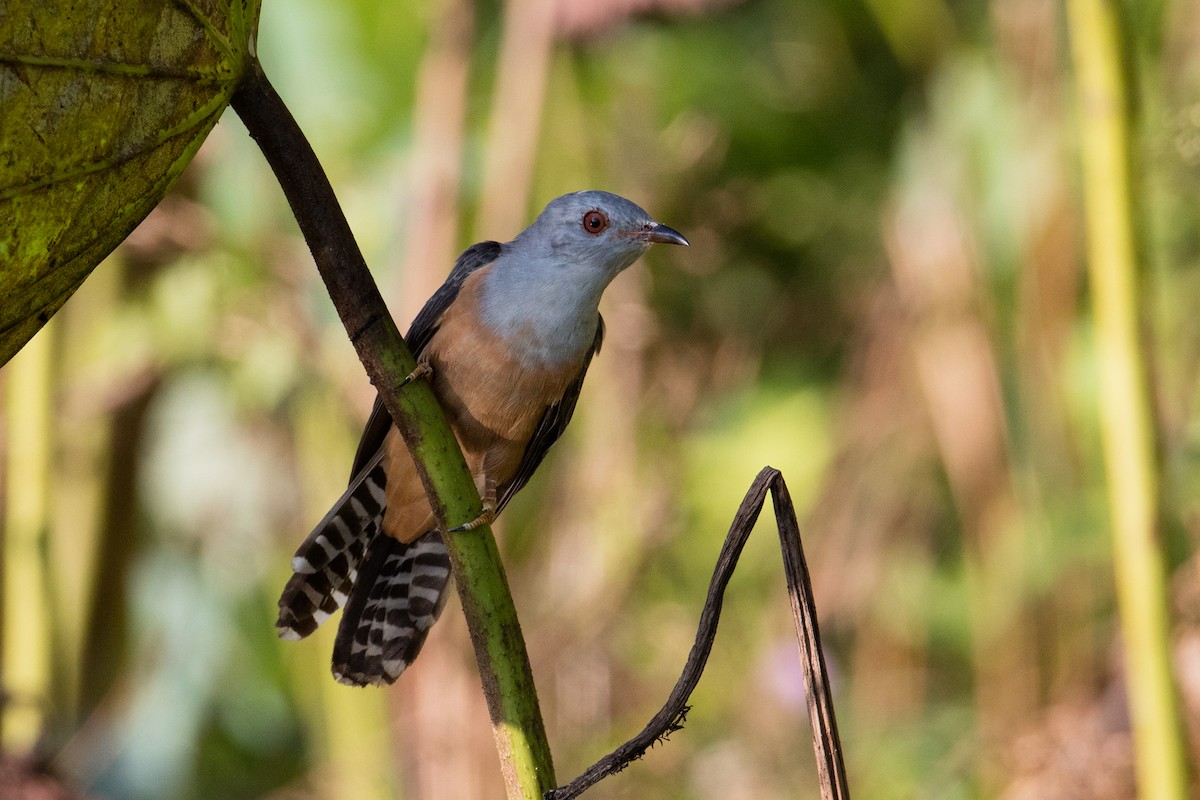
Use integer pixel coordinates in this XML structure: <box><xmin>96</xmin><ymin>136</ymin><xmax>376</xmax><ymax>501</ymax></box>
<box><xmin>1065</xmin><ymin>2</ymin><xmax>1187</xmax><ymax>798</ymax></box>
<box><xmin>230</xmin><ymin>61</ymin><xmax>555</xmax><ymax>800</ymax></box>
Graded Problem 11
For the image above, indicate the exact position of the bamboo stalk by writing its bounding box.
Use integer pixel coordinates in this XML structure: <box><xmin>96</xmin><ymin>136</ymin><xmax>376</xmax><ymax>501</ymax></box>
<box><xmin>475</xmin><ymin>0</ymin><xmax>556</xmax><ymax>239</ymax></box>
<box><xmin>1065</xmin><ymin>1</ymin><xmax>1187</xmax><ymax>797</ymax></box>
<box><xmin>2</xmin><ymin>323</ymin><xmax>54</xmax><ymax>749</ymax></box>
<box><xmin>393</xmin><ymin>0</ymin><xmax>474</xmax><ymax>323</ymax></box>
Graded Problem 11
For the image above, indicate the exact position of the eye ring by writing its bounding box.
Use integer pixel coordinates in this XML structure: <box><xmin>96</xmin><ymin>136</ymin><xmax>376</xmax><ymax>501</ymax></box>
<box><xmin>582</xmin><ymin>210</ymin><xmax>609</xmax><ymax>235</ymax></box>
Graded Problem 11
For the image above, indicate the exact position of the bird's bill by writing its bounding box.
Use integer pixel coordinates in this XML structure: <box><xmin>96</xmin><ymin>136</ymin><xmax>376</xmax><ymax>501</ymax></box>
<box><xmin>645</xmin><ymin>223</ymin><xmax>689</xmax><ymax>246</ymax></box>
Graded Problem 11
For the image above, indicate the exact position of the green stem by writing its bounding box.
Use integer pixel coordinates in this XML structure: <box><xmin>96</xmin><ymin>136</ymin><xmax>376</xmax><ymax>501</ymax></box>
<box><xmin>1065</xmin><ymin>2</ymin><xmax>1187</xmax><ymax>797</ymax></box>
<box><xmin>230</xmin><ymin>61</ymin><xmax>555</xmax><ymax>799</ymax></box>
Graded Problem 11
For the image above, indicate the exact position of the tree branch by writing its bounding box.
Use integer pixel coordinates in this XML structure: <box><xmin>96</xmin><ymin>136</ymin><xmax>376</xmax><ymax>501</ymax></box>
<box><xmin>230</xmin><ymin>60</ymin><xmax>556</xmax><ymax>800</ymax></box>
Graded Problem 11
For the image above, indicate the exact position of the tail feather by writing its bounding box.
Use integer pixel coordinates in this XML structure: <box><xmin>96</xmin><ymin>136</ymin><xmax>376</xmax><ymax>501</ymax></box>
<box><xmin>276</xmin><ymin>455</ymin><xmax>384</xmax><ymax>641</ymax></box>
<box><xmin>290</xmin><ymin>454</ymin><xmax>386</xmax><ymax>575</ymax></box>
<box><xmin>276</xmin><ymin>534</ymin><xmax>368</xmax><ymax>640</ymax></box>
<box><xmin>332</xmin><ymin>531</ymin><xmax>452</xmax><ymax>686</ymax></box>
<box><xmin>339</xmin><ymin>538</ymin><xmax>395</xmax><ymax>683</ymax></box>
<box><xmin>279</xmin><ymin>449</ymin><xmax>454</xmax><ymax>685</ymax></box>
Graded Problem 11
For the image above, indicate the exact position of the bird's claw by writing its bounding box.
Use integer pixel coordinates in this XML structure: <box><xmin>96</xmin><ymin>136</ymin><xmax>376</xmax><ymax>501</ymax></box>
<box><xmin>448</xmin><ymin>504</ymin><xmax>495</xmax><ymax>533</ymax></box>
<box><xmin>399</xmin><ymin>361</ymin><xmax>432</xmax><ymax>388</ymax></box>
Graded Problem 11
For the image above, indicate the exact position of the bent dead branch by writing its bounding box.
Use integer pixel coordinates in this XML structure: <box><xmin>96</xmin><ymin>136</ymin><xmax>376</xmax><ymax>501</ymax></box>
<box><xmin>546</xmin><ymin>467</ymin><xmax>849</xmax><ymax>800</ymax></box>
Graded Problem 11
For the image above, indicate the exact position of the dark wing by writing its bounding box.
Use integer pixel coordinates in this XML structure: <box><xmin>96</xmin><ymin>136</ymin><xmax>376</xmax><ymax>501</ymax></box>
<box><xmin>496</xmin><ymin>316</ymin><xmax>605</xmax><ymax>513</ymax></box>
<box><xmin>347</xmin><ymin>240</ymin><xmax>503</xmax><ymax>478</ymax></box>
<box><xmin>406</xmin><ymin>240</ymin><xmax>504</xmax><ymax>356</ymax></box>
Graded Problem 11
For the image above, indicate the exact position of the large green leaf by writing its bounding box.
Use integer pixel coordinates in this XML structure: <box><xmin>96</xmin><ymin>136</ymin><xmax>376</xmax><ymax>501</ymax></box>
<box><xmin>0</xmin><ymin>0</ymin><xmax>260</xmax><ymax>366</ymax></box>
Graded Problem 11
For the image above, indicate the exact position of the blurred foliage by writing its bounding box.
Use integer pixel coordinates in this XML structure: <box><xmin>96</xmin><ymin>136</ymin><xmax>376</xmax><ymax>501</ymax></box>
<box><xmin>2</xmin><ymin>0</ymin><xmax>1200</xmax><ymax>798</ymax></box>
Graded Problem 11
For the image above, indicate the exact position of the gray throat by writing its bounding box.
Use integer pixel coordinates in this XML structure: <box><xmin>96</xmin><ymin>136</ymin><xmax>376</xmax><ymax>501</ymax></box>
<box><xmin>478</xmin><ymin>255</ymin><xmax>610</xmax><ymax>367</ymax></box>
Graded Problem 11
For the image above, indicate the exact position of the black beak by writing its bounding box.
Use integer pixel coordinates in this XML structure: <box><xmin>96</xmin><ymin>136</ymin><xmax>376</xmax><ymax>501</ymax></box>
<box><xmin>645</xmin><ymin>222</ymin><xmax>689</xmax><ymax>246</ymax></box>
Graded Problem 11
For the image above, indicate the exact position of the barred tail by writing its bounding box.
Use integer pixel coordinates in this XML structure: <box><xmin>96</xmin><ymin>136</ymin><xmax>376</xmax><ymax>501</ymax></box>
<box><xmin>276</xmin><ymin>454</ymin><xmax>386</xmax><ymax>641</ymax></box>
<box><xmin>331</xmin><ymin>531</ymin><xmax>452</xmax><ymax>686</ymax></box>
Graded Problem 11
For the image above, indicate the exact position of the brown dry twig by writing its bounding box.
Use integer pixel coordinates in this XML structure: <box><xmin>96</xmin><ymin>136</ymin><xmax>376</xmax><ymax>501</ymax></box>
<box><xmin>547</xmin><ymin>467</ymin><xmax>849</xmax><ymax>800</ymax></box>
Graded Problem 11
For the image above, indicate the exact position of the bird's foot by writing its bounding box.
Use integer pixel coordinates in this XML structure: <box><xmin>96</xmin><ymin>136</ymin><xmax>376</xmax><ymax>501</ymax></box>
<box><xmin>399</xmin><ymin>360</ymin><xmax>432</xmax><ymax>388</ymax></box>
<box><xmin>448</xmin><ymin>504</ymin><xmax>495</xmax><ymax>533</ymax></box>
<box><xmin>449</xmin><ymin>479</ymin><xmax>497</xmax><ymax>533</ymax></box>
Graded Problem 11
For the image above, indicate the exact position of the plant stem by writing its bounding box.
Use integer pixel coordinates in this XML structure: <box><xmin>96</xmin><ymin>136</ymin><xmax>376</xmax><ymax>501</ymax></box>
<box><xmin>1065</xmin><ymin>2</ymin><xmax>1187</xmax><ymax>798</ymax></box>
<box><xmin>230</xmin><ymin>61</ymin><xmax>555</xmax><ymax>800</ymax></box>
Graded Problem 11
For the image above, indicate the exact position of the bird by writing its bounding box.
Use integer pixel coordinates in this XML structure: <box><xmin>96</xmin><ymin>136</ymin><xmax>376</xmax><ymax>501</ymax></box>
<box><xmin>276</xmin><ymin>190</ymin><xmax>688</xmax><ymax>686</ymax></box>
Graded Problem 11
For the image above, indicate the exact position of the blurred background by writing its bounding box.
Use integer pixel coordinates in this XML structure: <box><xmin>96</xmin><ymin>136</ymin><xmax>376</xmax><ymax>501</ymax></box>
<box><xmin>2</xmin><ymin>0</ymin><xmax>1200</xmax><ymax>797</ymax></box>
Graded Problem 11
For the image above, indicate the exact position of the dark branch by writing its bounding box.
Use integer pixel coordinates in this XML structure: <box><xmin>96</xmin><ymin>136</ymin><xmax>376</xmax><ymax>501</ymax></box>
<box><xmin>772</xmin><ymin>473</ymin><xmax>850</xmax><ymax>800</ymax></box>
<box><xmin>546</xmin><ymin>467</ymin><xmax>849</xmax><ymax>800</ymax></box>
<box><xmin>230</xmin><ymin>61</ymin><xmax>556</xmax><ymax>796</ymax></box>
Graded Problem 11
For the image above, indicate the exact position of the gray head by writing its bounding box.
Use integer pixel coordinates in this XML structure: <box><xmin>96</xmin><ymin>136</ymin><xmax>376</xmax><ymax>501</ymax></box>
<box><xmin>508</xmin><ymin>190</ymin><xmax>688</xmax><ymax>278</ymax></box>
<box><xmin>481</xmin><ymin>190</ymin><xmax>687</xmax><ymax>364</ymax></box>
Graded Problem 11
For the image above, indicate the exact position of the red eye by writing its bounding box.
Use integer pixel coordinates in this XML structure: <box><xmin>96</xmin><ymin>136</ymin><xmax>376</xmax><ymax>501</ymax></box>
<box><xmin>582</xmin><ymin>210</ymin><xmax>608</xmax><ymax>234</ymax></box>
